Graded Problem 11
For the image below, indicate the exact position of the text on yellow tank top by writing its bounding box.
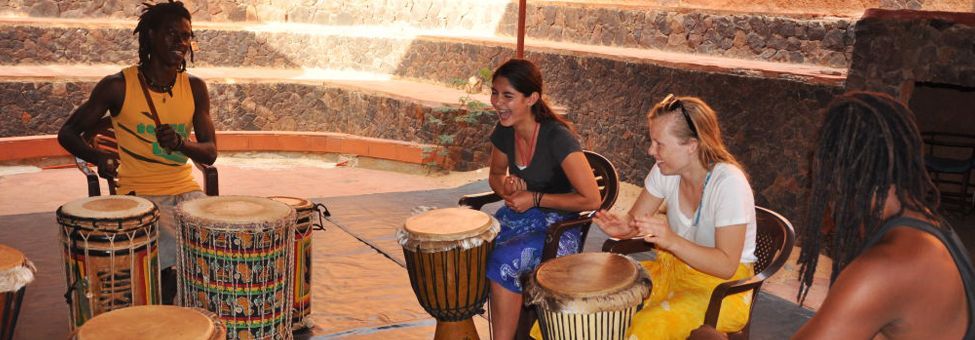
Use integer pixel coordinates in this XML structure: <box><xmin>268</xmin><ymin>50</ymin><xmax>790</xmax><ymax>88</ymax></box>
<box><xmin>114</xmin><ymin>65</ymin><xmax>200</xmax><ymax>195</ymax></box>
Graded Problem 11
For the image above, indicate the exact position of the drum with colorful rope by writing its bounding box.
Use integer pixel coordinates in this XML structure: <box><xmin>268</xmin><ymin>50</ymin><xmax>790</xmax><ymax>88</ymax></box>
<box><xmin>56</xmin><ymin>195</ymin><xmax>161</xmax><ymax>330</ymax></box>
<box><xmin>176</xmin><ymin>195</ymin><xmax>296</xmax><ymax>340</ymax></box>
<box><xmin>267</xmin><ymin>196</ymin><xmax>329</xmax><ymax>331</ymax></box>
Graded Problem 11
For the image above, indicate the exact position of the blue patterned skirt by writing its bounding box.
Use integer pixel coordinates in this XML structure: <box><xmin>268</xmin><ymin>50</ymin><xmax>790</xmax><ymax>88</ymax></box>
<box><xmin>486</xmin><ymin>206</ymin><xmax>581</xmax><ymax>293</ymax></box>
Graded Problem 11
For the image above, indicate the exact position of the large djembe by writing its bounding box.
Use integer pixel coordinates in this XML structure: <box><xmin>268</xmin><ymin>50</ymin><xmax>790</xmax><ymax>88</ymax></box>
<box><xmin>57</xmin><ymin>195</ymin><xmax>161</xmax><ymax>329</ymax></box>
<box><xmin>176</xmin><ymin>196</ymin><xmax>296</xmax><ymax>340</ymax></box>
<box><xmin>397</xmin><ymin>207</ymin><xmax>499</xmax><ymax>340</ymax></box>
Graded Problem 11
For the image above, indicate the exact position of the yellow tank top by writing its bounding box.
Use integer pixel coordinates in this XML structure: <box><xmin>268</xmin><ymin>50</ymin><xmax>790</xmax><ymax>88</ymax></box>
<box><xmin>114</xmin><ymin>65</ymin><xmax>200</xmax><ymax>195</ymax></box>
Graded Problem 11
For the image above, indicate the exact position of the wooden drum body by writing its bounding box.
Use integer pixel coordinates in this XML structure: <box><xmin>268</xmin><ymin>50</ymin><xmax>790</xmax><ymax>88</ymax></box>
<box><xmin>176</xmin><ymin>196</ymin><xmax>296</xmax><ymax>340</ymax></box>
<box><xmin>56</xmin><ymin>195</ymin><xmax>161</xmax><ymax>329</ymax></box>
<box><xmin>526</xmin><ymin>253</ymin><xmax>652</xmax><ymax>340</ymax></box>
<box><xmin>76</xmin><ymin>305</ymin><xmax>226</xmax><ymax>340</ymax></box>
<box><xmin>0</xmin><ymin>244</ymin><xmax>35</xmax><ymax>340</ymax></box>
<box><xmin>397</xmin><ymin>208</ymin><xmax>499</xmax><ymax>340</ymax></box>
<box><xmin>268</xmin><ymin>196</ymin><xmax>327</xmax><ymax>331</ymax></box>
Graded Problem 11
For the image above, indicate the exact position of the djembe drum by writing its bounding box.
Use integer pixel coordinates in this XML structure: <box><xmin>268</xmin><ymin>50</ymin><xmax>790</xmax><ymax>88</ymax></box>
<box><xmin>267</xmin><ymin>196</ymin><xmax>329</xmax><ymax>330</ymax></box>
<box><xmin>397</xmin><ymin>207</ymin><xmax>499</xmax><ymax>340</ymax></box>
<box><xmin>57</xmin><ymin>195</ymin><xmax>160</xmax><ymax>329</ymax></box>
<box><xmin>176</xmin><ymin>196</ymin><xmax>296</xmax><ymax>340</ymax></box>
<box><xmin>75</xmin><ymin>305</ymin><xmax>226</xmax><ymax>340</ymax></box>
<box><xmin>525</xmin><ymin>252</ymin><xmax>652</xmax><ymax>340</ymax></box>
<box><xmin>0</xmin><ymin>244</ymin><xmax>35</xmax><ymax>340</ymax></box>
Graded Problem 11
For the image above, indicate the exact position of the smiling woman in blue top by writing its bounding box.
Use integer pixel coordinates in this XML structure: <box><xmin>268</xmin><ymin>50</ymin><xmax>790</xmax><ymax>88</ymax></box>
<box><xmin>594</xmin><ymin>95</ymin><xmax>757</xmax><ymax>339</ymax></box>
<box><xmin>484</xmin><ymin>59</ymin><xmax>601</xmax><ymax>339</ymax></box>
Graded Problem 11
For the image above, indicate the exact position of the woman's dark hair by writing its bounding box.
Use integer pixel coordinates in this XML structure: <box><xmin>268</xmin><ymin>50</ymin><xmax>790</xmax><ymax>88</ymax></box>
<box><xmin>797</xmin><ymin>91</ymin><xmax>942</xmax><ymax>304</ymax></box>
<box><xmin>492</xmin><ymin>59</ymin><xmax>574</xmax><ymax>132</ymax></box>
<box><xmin>133</xmin><ymin>0</ymin><xmax>194</xmax><ymax>72</ymax></box>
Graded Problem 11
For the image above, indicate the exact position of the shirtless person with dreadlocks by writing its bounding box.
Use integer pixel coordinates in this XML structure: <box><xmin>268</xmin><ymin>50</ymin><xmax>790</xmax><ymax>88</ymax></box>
<box><xmin>691</xmin><ymin>91</ymin><xmax>974</xmax><ymax>339</ymax></box>
<box><xmin>58</xmin><ymin>0</ymin><xmax>216</xmax><ymax>304</ymax></box>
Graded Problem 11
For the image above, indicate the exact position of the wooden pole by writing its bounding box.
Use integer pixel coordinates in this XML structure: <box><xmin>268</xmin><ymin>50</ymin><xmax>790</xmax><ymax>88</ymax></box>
<box><xmin>517</xmin><ymin>0</ymin><xmax>526</xmax><ymax>58</ymax></box>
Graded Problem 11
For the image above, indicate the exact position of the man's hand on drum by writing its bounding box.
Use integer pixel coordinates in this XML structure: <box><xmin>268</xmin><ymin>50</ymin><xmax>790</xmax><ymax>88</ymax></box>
<box><xmin>631</xmin><ymin>214</ymin><xmax>677</xmax><ymax>250</ymax></box>
<box><xmin>501</xmin><ymin>175</ymin><xmax>527</xmax><ymax>198</ymax></box>
<box><xmin>96</xmin><ymin>150</ymin><xmax>118</xmax><ymax>179</ymax></box>
<box><xmin>504</xmin><ymin>190</ymin><xmax>535</xmax><ymax>213</ymax></box>
<box><xmin>593</xmin><ymin>211</ymin><xmax>640</xmax><ymax>239</ymax></box>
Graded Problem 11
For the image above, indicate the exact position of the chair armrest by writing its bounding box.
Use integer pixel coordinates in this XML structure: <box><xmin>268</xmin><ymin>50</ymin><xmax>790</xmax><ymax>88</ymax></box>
<box><xmin>197</xmin><ymin>163</ymin><xmax>219</xmax><ymax>196</ymax></box>
<box><xmin>459</xmin><ymin>192</ymin><xmax>502</xmax><ymax>210</ymax></box>
<box><xmin>75</xmin><ymin>157</ymin><xmax>101</xmax><ymax>197</ymax></box>
<box><xmin>541</xmin><ymin>217</ymin><xmax>593</xmax><ymax>261</ymax></box>
<box><xmin>602</xmin><ymin>238</ymin><xmax>655</xmax><ymax>254</ymax></box>
<box><xmin>703</xmin><ymin>277</ymin><xmax>765</xmax><ymax>327</ymax></box>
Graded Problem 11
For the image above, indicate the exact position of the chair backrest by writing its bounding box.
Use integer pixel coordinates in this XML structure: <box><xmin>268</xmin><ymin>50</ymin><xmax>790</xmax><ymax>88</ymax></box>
<box><xmin>584</xmin><ymin>150</ymin><xmax>619</xmax><ymax>212</ymax></box>
<box><xmin>752</xmin><ymin>206</ymin><xmax>796</xmax><ymax>278</ymax></box>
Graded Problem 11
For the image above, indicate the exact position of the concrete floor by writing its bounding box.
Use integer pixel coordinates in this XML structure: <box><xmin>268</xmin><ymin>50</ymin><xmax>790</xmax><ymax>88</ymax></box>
<box><xmin>1</xmin><ymin>154</ymin><xmax>971</xmax><ymax>339</ymax></box>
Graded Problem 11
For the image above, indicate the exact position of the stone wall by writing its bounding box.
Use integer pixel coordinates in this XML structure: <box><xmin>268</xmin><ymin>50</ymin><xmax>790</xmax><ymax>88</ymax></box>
<box><xmin>0</xmin><ymin>24</ymin><xmax>413</xmax><ymax>72</ymax></box>
<box><xmin>0</xmin><ymin>0</ymin><xmax>510</xmax><ymax>30</ymax></box>
<box><xmin>497</xmin><ymin>3</ymin><xmax>857</xmax><ymax>67</ymax></box>
<box><xmin>0</xmin><ymin>80</ymin><xmax>495</xmax><ymax>170</ymax></box>
<box><xmin>846</xmin><ymin>9</ymin><xmax>975</xmax><ymax>99</ymax></box>
<box><xmin>562</xmin><ymin>0</ymin><xmax>974</xmax><ymax>16</ymax></box>
<box><xmin>393</xmin><ymin>39</ymin><xmax>844</xmax><ymax>221</ymax></box>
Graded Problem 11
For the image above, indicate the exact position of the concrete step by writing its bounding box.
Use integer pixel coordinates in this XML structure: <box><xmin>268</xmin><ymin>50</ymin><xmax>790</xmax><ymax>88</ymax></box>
<box><xmin>0</xmin><ymin>64</ymin><xmax>498</xmax><ymax>170</ymax></box>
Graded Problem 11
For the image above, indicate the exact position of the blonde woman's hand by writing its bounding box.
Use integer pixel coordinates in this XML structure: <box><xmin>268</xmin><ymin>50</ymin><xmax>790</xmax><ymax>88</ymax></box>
<box><xmin>504</xmin><ymin>190</ymin><xmax>534</xmax><ymax>213</ymax></box>
<box><xmin>593</xmin><ymin>210</ymin><xmax>639</xmax><ymax>239</ymax></box>
<box><xmin>631</xmin><ymin>214</ymin><xmax>678</xmax><ymax>250</ymax></box>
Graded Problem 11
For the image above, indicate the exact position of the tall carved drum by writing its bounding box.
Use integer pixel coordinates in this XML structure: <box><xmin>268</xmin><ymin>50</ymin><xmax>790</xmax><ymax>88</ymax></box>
<box><xmin>525</xmin><ymin>253</ymin><xmax>652</xmax><ymax>340</ymax></box>
<box><xmin>176</xmin><ymin>196</ymin><xmax>296</xmax><ymax>340</ymax></box>
<box><xmin>57</xmin><ymin>195</ymin><xmax>160</xmax><ymax>329</ymax></box>
<box><xmin>0</xmin><ymin>244</ymin><xmax>35</xmax><ymax>340</ymax></box>
<box><xmin>75</xmin><ymin>305</ymin><xmax>226</xmax><ymax>340</ymax></box>
<box><xmin>267</xmin><ymin>196</ymin><xmax>328</xmax><ymax>331</ymax></box>
<box><xmin>397</xmin><ymin>207</ymin><xmax>499</xmax><ymax>340</ymax></box>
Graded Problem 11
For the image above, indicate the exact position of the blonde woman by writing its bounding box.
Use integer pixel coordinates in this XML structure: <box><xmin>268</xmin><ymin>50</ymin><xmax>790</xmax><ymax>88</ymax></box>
<box><xmin>595</xmin><ymin>95</ymin><xmax>756</xmax><ymax>339</ymax></box>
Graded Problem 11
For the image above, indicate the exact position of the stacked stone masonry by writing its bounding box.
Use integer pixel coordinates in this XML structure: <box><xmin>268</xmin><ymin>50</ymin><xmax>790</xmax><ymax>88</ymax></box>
<box><xmin>0</xmin><ymin>24</ymin><xmax>414</xmax><ymax>72</ymax></box>
<box><xmin>496</xmin><ymin>3</ymin><xmax>857</xmax><ymax>68</ymax></box>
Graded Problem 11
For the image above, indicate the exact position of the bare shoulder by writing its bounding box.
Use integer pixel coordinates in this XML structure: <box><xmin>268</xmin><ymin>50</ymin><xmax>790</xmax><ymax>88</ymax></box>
<box><xmin>186</xmin><ymin>73</ymin><xmax>208</xmax><ymax>90</ymax></box>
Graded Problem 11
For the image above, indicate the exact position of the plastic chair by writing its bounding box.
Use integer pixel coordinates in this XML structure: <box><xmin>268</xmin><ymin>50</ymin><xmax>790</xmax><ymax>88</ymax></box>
<box><xmin>602</xmin><ymin>206</ymin><xmax>796</xmax><ymax>339</ymax></box>
<box><xmin>922</xmin><ymin>132</ymin><xmax>975</xmax><ymax>214</ymax></box>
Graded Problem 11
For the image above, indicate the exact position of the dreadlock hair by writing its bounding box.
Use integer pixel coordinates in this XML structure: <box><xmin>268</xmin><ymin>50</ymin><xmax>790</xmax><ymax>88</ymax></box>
<box><xmin>133</xmin><ymin>1</ymin><xmax>194</xmax><ymax>72</ymax></box>
<box><xmin>492</xmin><ymin>59</ymin><xmax>575</xmax><ymax>133</ymax></box>
<box><xmin>796</xmin><ymin>91</ymin><xmax>942</xmax><ymax>304</ymax></box>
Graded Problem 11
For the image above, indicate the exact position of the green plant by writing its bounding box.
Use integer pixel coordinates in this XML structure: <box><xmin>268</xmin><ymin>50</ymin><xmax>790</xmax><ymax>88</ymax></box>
<box><xmin>422</xmin><ymin>95</ymin><xmax>493</xmax><ymax>172</ymax></box>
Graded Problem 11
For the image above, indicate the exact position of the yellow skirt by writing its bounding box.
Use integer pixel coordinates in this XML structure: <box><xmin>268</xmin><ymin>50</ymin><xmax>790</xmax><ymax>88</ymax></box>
<box><xmin>529</xmin><ymin>251</ymin><xmax>754</xmax><ymax>340</ymax></box>
<box><xmin>627</xmin><ymin>251</ymin><xmax>754</xmax><ymax>340</ymax></box>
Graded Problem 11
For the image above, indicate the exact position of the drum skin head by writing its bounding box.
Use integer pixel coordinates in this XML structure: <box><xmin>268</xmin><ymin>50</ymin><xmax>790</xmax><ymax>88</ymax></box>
<box><xmin>59</xmin><ymin>195</ymin><xmax>155</xmax><ymax>220</ymax></box>
<box><xmin>179</xmin><ymin>196</ymin><xmax>293</xmax><ymax>225</ymax></box>
<box><xmin>77</xmin><ymin>305</ymin><xmax>215</xmax><ymax>340</ymax></box>
<box><xmin>268</xmin><ymin>196</ymin><xmax>313</xmax><ymax>210</ymax></box>
<box><xmin>0</xmin><ymin>244</ymin><xmax>25</xmax><ymax>272</ymax></box>
<box><xmin>536</xmin><ymin>253</ymin><xmax>638</xmax><ymax>298</ymax></box>
<box><xmin>404</xmin><ymin>207</ymin><xmax>493</xmax><ymax>241</ymax></box>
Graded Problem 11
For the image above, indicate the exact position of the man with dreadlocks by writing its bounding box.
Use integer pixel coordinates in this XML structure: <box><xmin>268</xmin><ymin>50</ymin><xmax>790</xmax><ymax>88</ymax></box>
<box><xmin>58</xmin><ymin>0</ymin><xmax>215</xmax><ymax>304</ymax></box>
<box><xmin>691</xmin><ymin>91</ymin><xmax>974</xmax><ymax>339</ymax></box>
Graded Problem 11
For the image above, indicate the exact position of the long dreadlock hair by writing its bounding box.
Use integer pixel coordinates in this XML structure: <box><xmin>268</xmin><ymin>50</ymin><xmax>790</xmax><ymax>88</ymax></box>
<box><xmin>796</xmin><ymin>91</ymin><xmax>942</xmax><ymax>304</ymax></box>
<box><xmin>133</xmin><ymin>1</ymin><xmax>194</xmax><ymax>72</ymax></box>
